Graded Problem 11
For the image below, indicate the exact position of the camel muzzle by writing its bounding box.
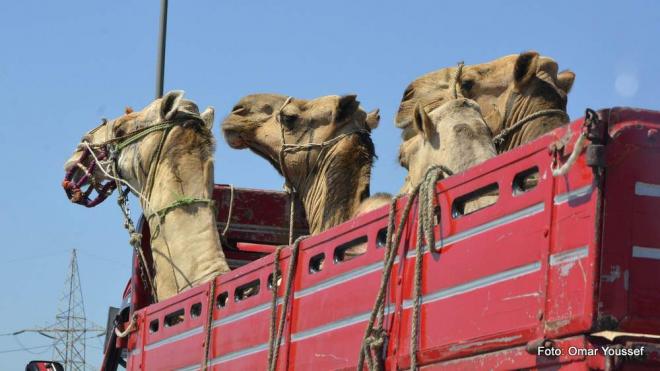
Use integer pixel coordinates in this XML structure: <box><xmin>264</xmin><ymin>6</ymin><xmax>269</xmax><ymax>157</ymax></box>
<box><xmin>62</xmin><ymin>144</ymin><xmax>117</xmax><ymax>207</ymax></box>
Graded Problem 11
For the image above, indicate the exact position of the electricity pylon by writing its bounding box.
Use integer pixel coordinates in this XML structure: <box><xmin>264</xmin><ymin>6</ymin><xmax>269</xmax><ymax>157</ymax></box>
<box><xmin>50</xmin><ymin>249</ymin><xmax>97</xmax><ymax>370</ymax></box>
<box><xmin>10</xmin><ymin>249</ymin><xmax>105</xmax><ymax>370</ymax></box>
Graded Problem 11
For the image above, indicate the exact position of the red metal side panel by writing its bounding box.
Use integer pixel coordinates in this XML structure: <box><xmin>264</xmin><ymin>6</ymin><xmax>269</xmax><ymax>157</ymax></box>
<box><xmin>289</xmin><ymin>202</ymin><xmax>396</xmax><ymax>369</ymax></box>
<box><xmin>599</xmin><ymin>108</ymin><xmax>660</xmax><ymax>333</ymax></box>
<box><xmin>206</xmin><ymin>249</ymin><xmax>296</xmax><ymax>370</ymax></box>
<box><xmin>420</xmin><ymin>335</ymin><xmax>660</xmax><ymax>370</ymax></box>
<box><xmin>127</xmin><ymin>284</ymin><xmax>209</xmax><ymax>370</ymax></box>
<box><xmin>118</xmin><ymin>108</ymin><xmax>660</xmax><ymax>371</ymax></box>
<box><xmin>545</xmin><ymin>117</ymin><xmax>600</xmax><ymax>339</ymax></box>
<box><xmin>395</xmin><ymin>139</ymin><xmax>556</xmax><ymax>367</ymax></box>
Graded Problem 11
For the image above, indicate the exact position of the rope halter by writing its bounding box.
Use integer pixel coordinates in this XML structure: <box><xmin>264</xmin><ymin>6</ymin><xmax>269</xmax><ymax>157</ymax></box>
<box><xmin>275</xmin><ymin>96</ymin><xmax>371</xmax><ymax>194</ymax></box>
<box><xmin>62</xmin><ymin>115</ymin><xmax>183</xmax><ymax>207</ymax></box>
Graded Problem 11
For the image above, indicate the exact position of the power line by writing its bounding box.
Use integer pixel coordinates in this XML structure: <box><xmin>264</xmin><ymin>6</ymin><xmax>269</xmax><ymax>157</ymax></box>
<box><xmin>5</xmin><ymin>249</ymin><xmax>105</xmax><ymax>370</ymax></box>
<box><xmin>0</xmin><ymin>344</ymin><xmax>51</xmax><ymax>355</ymax></box>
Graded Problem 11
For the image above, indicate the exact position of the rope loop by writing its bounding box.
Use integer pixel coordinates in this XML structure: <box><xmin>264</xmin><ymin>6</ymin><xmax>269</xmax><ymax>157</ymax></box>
<box><xmin>114</xmin><ymin>314</ymin><xmax>138</xmax><ymax>338</ymax></box>
<box><xmin>493</xmin><ymin>109</ymin><xmax>569</xmax><ymax>150</ymax></box>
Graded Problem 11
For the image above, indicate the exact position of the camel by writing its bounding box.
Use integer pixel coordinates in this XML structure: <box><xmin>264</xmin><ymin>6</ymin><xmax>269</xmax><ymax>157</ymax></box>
<box><xmin>396</xmin><ymin>52</ymin><xmax>575</xmax><ymax>153</ymax></box>
<box><xmin>63</xmin><ymin>91</ymin><xmax>230</xmax><ymax>301</ymax></box>
<box><xmin>222</xmin><ymin>94</ymin><xmax>386</xmax><ymax>238</ymax></box>
<box><xmin>400</xmin><ymin>93</ymin><xmax>498</xmax><ymax>215</ymax></box>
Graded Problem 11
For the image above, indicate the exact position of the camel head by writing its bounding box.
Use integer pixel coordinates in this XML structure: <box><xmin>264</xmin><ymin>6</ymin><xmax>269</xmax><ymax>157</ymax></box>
<box><xmin>396</xmin><ymin>52</ymin><xmax>575</xmax><ymax>150</ymax></box>
<box><xmin>222</xmin><ymin>93</ymin><xmax>381</xmax><ymax>234</ymax></box>
<box><xmin>400</xmin><ymin>94</ymin><xmax>496</xmax><ymax>194</ymax></box>
<box><xmin>63</xmin><ymin>90</ymin><xmax>215</xmax><ymax>207</ymax></box>
<box><xmin>222</xmin><ymin>93</ymin><xmax>380</xmax><ymax>189</ymax></box>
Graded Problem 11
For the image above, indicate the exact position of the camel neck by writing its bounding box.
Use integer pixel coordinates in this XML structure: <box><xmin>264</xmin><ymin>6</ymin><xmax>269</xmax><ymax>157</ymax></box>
<box><xmin>294</xmin><ymin>135</ymin><xmax>373</xmax><ymax>235</ymax></box>
<box><xmin>141</xmin><ymin>142</ymin><xmax>229</xmax><ymax>301</ymax></box>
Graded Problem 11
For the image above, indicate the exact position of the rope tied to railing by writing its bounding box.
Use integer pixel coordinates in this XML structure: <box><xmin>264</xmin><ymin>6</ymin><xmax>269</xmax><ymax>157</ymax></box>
<box><xmin>358</xmin><ymin>165</ymin><xmax>452</xmax><ymax>371</ymax></box>
<box><xmin>202</xmin><ymin>277</ymin><xmax>218</xmax><ymax>371</ymax></box>
<box><xmin>267</xmin><ymin>236</ymin><xmax>307</xmax><ymax>371</ymax></box>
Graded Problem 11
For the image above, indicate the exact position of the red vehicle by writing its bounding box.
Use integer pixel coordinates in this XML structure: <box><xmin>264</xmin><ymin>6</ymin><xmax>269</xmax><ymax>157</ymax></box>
<box><xmin>100</xmin><ymin>108</ymin><xmax>660</xmax><ymax>370</ymax></box>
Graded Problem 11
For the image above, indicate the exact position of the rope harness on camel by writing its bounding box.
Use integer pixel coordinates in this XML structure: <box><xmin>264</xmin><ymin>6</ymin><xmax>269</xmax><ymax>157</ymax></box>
<box><xmin>492</xmin><ymin>80</ymin><xmax>570</xmax><ymax>151</ymax></box>
<box><xmin>66</xmin><ymin>114</ymin><xmax>217</xmax><ymax>302</ymax></box>
<box><xmin>275</xmin><ymin>96</ymin><xmax>370</xmax><ymax>244</ymax></box>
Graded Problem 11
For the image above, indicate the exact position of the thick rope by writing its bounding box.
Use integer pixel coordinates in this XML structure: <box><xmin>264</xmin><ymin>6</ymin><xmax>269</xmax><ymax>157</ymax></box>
<box><xmin>117</xmin><ymin>188</ymin><xmax>158</xmax><ymax>302</ymax></box>
<box><xmin>202</xmin><ymin>277</ymin><xmax>217</xmax><ymax>371</ymax></box>
<box><xmin>267</xmin><ymin>246</ymin><xmax>284</xmax><ymax>369</ymax></box>
<box><xmin>552</xmin><ymin>130</ymin><xmax>588</xmax><ymax>177</ymax></box>
<box><xmin>358</xmin><ymin>192</ymin><xmax>417</xmax><ymax>370</ymax></box>
<box><xmin>88</xmin><ymin>145</ymin><xmax>158</xmax><ymax>301</ymax></box>
<box><xmin>141</xmin><ymin>127</ymin><xmax>182</xmax><ymax>293</ymax></box>
<box><xmin>493</xmin><ymin>109</ymin><xmax>569</xmax><ymax>149</ymax></box>
<box><xmin>114</xmin><ymin>314</ymin><xmax>137</xmax><ymax>338</ymax></box>
<box><xmin>268</xmin><ymin>236</ymin><xmax>306</xmax><ymax>371</ymax></box>
<box><xmin>410</xmin><ymin>166</ymin><xmax>447</xmax><ymax>371</ymax></box>
<box><xmin>357</xmin><ymin>165</ymin><xmax>451</xmax><ymax>371</ymax></box>
<box><xmin>452</xmin><ymin>61</ymin><xmax>465</xmax><ymax>99</ymax></box>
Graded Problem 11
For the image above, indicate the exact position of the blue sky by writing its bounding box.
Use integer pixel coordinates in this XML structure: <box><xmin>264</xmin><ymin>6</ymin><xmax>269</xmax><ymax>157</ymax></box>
<box><xmin>1</xmin><ymin>0</ymin><xmax>658</xmax><ymax>368</ymax></box>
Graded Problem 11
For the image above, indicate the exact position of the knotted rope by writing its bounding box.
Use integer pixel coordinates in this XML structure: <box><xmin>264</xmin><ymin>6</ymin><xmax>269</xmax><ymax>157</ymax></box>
<box><xmin>551</xmin><ymin>128</ymin><xmax>588</xmax><ymax>177</ymax></box>
<box><xmin>452</xmin><ymin>62</ymin><xmax>465</xmax><ymax>99</ymax></box>
<box><xmin>114</xmin><ymin>314</ymin><xmax>138</xmax><ymax>338</ymax></box>
<box><xmin>410</xmin><ymin>166</ymin><xmax>450</xmax><ymax>371</ymax></box>
<box><xmin>357</xmin><ymin>165</ymin><xmax>452</xmax><ymax>371</ymax></box>
<box><xmin>84</xmin><ymin>142</ymin><xmax>158</xmax><ymax>301</ymax></box>
<box><xmin>267</xmin><ymin>246</ymin><xmax>284</xmax><ymax>369</ymax></box>
<box><xmin>267</xmin><ymin>236</ymin><xmax>306</xmax><ymax>371</ymax></box>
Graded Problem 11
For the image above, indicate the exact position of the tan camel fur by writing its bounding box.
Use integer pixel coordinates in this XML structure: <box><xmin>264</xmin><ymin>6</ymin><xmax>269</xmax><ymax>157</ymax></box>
<box><xmin>222</xmin><ymin>94</ymin><xmax>387</xmax><ymax>237</ymax></box>
<box><xmin>64</xmin><ymin>91</ymin><xmax>230</xmax><ymax>300</ymax></box>
<box><xmin>396</xmin><ymin>52</ymin><xmax>575</xmax><ymax>152</ymax></box>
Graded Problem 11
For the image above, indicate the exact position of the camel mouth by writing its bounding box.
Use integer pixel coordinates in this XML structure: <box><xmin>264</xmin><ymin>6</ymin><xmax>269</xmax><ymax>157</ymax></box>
<box><xmin>222</xmin><ymin>129</ymin><xmax>248</xmax><ymax>149</ymax></box>
<box><xmin>64</xmin><ymin>154</ymin><xmax>91</xmax><ymax>186</ymax></box>
<box><xmin>63</xmin><ymin>147</ymin><xmax>112</xmax><ymax>188</ymax></box>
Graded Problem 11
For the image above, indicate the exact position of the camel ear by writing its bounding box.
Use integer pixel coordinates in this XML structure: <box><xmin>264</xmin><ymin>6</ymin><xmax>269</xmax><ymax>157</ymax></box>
<box><xmin>556</xmin><ymin>70</ymin><xmax>575</xmax><ymax>94</ymax></box>
<box><xmin>201</xmin><ymin>107</ymin><xmax>215</xmax><ymax>130</ymax></box>
<box><xmin>366</xmin><ymin>109</ymin><xmax>380</xmax><ymax>130</ymax></box>
<box><xmin>514</xmin><ymin>51</ymin><xmax>540</xmax><ymax>90</ymax></box>
<box><xmin>412</xmin><ymin>103</ymin><xmax>434</xmax><ymax>140</ymax></box>
<box><xmin>336</xmin><ymin>94</ymin><xmax>360</xmax><ymax>123</ymax></box>
<box><xmin>161</xmin><ymin>90</ymin><xmax>185</xmax><ymax>120</ymax></box>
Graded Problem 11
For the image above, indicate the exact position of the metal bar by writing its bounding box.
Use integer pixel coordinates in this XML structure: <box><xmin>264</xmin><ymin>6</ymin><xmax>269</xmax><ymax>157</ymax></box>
<box><xmin>155</xmin><ymin>0</ymin><xmax>169</xmax><ymax>98</ymax></box>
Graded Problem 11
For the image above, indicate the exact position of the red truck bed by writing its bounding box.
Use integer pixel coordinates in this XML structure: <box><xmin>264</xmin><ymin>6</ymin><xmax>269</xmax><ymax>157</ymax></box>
<box><xmin>108</xmin><ymin>108</ymin><xmax>660</xmax><ymax>370</ymax></box>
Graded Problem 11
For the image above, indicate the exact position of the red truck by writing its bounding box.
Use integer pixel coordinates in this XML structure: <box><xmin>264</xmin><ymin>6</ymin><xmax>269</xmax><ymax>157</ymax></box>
<box><xmin>88</xmin><ymin>107</ymin><xmax>660</xmax><ymax>370</ymax></box>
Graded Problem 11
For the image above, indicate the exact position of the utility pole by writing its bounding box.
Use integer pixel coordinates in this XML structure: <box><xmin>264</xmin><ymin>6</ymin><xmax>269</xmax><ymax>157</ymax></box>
<box><xmin>155</xmin><ymin>0</ymin><xmax>169</xmax><ymax>98</ymax></box>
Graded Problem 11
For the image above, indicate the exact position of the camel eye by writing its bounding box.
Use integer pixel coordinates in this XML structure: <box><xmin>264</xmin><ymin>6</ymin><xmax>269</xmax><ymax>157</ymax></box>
<box><xmin>461</xmin><ymin>80</ymin><xmax>475</xmax><ymax>92</ymax></box>
<box><xmin>279</xmin><ymin>113</ymin><xmax>297</xmax><ymax>129</ymax></box>
<box><xmin>403</xmin><ymin>86</ymin><xmax>415</xmax><ymax>100</ymax></box>
<box><xmin>114</xmin><ymin>126</ymin><xmax>126</xmax><ymax>137</ymax></box>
